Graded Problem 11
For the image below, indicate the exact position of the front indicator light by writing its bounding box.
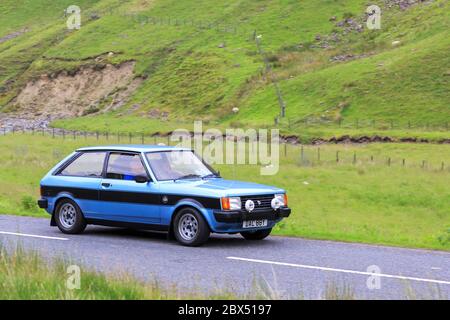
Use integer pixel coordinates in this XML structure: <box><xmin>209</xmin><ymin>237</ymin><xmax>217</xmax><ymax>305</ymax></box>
<box><xmin>272</xmin><ymin>194</ymin><xmax>287</xmax><ymax>209</ymax></box>
<box><xmin>221</xmin><ymin>197</ymin><xmax>241</xmax><ymax>210</ymax></box>
<box><xmin>221</xmin><ymin>197</ymin><xmax>230</xmax><ymax>210</ymax></box>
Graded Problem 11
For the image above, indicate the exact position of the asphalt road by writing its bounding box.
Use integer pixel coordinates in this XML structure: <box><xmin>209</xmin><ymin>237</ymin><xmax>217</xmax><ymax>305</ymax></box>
<box><xmin>0</xmin><ymin>215</ymin><xmax>449</xmax><ymax>299</ymax></box>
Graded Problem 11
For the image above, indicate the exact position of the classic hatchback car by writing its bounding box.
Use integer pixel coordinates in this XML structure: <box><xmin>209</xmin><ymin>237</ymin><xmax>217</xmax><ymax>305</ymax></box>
<box><xmin>38</xmin><ymin>145</ymin><xmax>291</xmax><ymax>246</ymax></box>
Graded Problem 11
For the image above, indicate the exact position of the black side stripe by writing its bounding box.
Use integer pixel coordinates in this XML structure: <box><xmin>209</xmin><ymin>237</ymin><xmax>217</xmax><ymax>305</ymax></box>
<box><xmin>41</xmin><ymin>186</ymin><xmax>98</xmax><ymax>200</ymax></box>
<box><xmin>41</xmin><ymin>186</ymin><xmax>221</xmax><ymax>209</ymax></box>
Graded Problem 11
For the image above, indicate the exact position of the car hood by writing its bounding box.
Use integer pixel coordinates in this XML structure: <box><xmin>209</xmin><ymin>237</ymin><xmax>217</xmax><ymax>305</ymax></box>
<box><xmin>158</xmin><ymin>178</ymin><xmax>284</xmax><ymax>198</ymax></box>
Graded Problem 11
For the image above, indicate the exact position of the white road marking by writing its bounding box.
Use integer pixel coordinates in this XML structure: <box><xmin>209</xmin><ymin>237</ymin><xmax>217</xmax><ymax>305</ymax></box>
<box><xmin>0</xmin><ymin>231</ymin><xmax>69</xmax><ymax>241</ymax></box>
<box><xmin>227</xmin><ymin>256</ymin><xmax>450</xmax><ymax>286</ymax></box>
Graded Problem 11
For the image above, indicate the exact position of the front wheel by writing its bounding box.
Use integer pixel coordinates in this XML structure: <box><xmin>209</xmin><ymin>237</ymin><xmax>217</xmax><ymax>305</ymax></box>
<box><xmin>241</xmin><ymin>228</ymin><xmax>272</xmax><ymax>240</ymax></box>
<box><xmin>54</xmin><ymin>199</ymin><xmax>87</xmax><ymax>234</ymax></box>
<box><xmin>173</xmin><ymin>208</ymin><xmax>210</xmax><ymax>246</ymax></box>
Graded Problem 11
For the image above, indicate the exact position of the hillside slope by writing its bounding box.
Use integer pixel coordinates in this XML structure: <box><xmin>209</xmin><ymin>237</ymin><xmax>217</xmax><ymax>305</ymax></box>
<box><xmin>0</xmin><ymin>0</ymin><xmax>448</xmax><ymax>133</ymax></box>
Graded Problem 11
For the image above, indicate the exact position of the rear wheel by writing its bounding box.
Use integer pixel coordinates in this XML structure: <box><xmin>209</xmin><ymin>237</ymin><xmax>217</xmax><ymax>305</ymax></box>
<box><xmin>173</xmin><ymin>208</ymin><xmax>210</xmax><ymax>246</ymax></box>
<box><xmin>54</xmin><ymin>199</ymin><xmax>86</xmax><ymax>234</ymax></box>
<box><xmin>240</xmin><ymin>228</ymin><xmax>272</xmax><ymax>240</ymax></box>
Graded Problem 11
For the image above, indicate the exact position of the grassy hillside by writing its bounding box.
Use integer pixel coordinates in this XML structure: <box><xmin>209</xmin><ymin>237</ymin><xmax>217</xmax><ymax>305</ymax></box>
<box><xmin>0</xmin><ymin>0</ymin><xmax>448</xmax><ymax>134</ymax></box>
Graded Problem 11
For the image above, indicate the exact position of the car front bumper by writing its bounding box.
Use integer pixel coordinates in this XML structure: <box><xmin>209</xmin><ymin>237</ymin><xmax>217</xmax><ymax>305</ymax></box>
<box><xmin>37</xmin><ymin>198</ymin><xmax>48</xmax><ymax>209</ymax></box>
<box><xmin>213</xmin><ymin>207</ymin><xmax>291</xmax><ymax>223</ymax></box>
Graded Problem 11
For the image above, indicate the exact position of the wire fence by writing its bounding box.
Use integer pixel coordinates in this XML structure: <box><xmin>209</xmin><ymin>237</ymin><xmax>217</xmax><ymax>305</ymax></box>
<box><xmin>63</xmin><ymin>7</ymin><xmax>243</xmax><ymax>35</ymax></box>
<box><xmin>280</xmin><ymin>118</ymin><xmax>450</xmax><ymax>131</ymax></box>
<box><xmin>1</xmin><ymin>126</ymin><xmax>449</xmax><ymax>172</ymax></box>
<box><xmin>294</xmin><ymin>145</ymin><xmax>449</xmax><ymax>172</ymax></box>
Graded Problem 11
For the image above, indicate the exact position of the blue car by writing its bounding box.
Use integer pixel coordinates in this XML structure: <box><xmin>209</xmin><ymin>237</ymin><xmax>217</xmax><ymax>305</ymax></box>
<box><xmin>38</xmin><ymin>145</ymin><xmax>291</xmax><ymax>246</ymax></box>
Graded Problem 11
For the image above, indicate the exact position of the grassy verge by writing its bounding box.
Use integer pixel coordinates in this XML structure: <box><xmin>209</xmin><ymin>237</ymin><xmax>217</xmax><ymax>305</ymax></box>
<box><xmin>1</xmin><ymin>244</ymin><xmax>447</xmax><ymax>299</ymax></box>
<box><xmin>0</xmin><ymin>133</ymin><xmax>449</xmax><ymax>250</ymax></box>
<box><xmin>1</xmin><ymin>243</ymin><xmax>363</xmax><ymax>299</ymax></box>
<box><xmin>0</xmin><ymin>244</ymin><xmax>242</xmax><ymax>299</ymax></box>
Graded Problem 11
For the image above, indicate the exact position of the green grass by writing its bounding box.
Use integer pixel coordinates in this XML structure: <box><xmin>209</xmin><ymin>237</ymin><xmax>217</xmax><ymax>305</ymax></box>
<box><xmin>1</xmin><ymin>0</ymin><xmax>448</xmax><ymax>135</ymax></box>
<box><xmin>3</xmin><ymin>244</ymin><xmax>447</xmax><ymax>299</ymax></box>
<box><xmin>1</xmin><ymin>134</ymin><xmax>449</xmax><ymax>251</ymax></box>
<box><xmin>0</xmin><ymin>244</ymin><xmax>245</xmax><ymax>299</ymax></box>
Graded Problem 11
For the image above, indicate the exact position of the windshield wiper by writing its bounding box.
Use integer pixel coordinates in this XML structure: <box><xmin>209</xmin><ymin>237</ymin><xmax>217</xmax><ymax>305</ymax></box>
<box><xmin>174</xmin><ymin>174</ymin><xmax>202</xmax><ymax>181</ymax></box>
<box><xmin>202</xmin><ymin>173</ymin><xmax>221</xmax><ymax>179</ymax></box>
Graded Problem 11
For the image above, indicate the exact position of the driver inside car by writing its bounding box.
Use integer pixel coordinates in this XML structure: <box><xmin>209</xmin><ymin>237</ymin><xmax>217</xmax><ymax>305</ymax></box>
<box><xmin>123</xmin><ymin>156</ymin><xmax>146</xmax><ymax>181</ymax></box>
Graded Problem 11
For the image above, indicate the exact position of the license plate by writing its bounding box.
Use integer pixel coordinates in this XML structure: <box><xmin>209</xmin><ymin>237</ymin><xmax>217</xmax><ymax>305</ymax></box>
<box><xmin>242</xmin><ymin>219</ymin><xmax>268</xmax><ymax>228</ymax></box>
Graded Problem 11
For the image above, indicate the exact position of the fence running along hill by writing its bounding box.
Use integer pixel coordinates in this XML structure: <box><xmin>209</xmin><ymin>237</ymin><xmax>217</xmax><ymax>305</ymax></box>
<box><xmin>1</xmin><ymin>126</ymin><xmax>449</xmax><ymax>172</ymax></box>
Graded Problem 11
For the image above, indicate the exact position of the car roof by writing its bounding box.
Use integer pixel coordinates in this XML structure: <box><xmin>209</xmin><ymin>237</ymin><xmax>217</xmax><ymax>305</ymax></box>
<box><xmin>76</xmin><ymin>145</ymin><xmax>191</xmax><ymax>153</ymax></box>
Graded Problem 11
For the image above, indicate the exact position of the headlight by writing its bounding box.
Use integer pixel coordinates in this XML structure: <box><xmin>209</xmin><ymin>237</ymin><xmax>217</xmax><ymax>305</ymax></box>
<box><xmin>271</xmin><ymin>194</ymin><xmax>287</xmax><ymax>209</ymax></box>
<box><xmin>221</xmin><ymin>197</ymin><xmax>241</xmax><ymax>211</ymax></box>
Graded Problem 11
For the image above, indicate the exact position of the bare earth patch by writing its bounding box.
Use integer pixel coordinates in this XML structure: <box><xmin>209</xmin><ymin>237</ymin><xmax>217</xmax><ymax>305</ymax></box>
<box><xmin>10</xmin><ymin>61</ymin><xmax>141</xmax><ymax>120</ymax></box>
<box><xmin>0</xmin><ymin>28</ymin><xmax>29</xmax><ymax>44</ymax></box>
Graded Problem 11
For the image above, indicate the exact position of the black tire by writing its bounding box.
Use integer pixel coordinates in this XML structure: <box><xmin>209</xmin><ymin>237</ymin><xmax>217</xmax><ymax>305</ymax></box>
<box><xmin>240</xmin><ymin>228</ymin><xmax>272</xmax><ymax>240</ymax></box>
<box><xmin>173</xmin><ymin>207</ymin><xmax>210</xmax><ymax>246</ymax></box>
<box><xmin>54</xmin><ymin>199</ymin><xmax>87</xmax><ymax>234</ymax></box>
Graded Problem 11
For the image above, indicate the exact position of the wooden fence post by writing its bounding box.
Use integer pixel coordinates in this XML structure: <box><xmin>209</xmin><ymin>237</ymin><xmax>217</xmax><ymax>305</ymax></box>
<box><xmin>300</xmin><ymin>145</ymin><xmax>304</xmax><ymax>164</ymax></box>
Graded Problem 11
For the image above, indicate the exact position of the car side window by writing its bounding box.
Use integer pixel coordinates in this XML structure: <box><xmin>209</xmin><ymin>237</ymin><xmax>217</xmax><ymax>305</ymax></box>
<box><xmin>106</xmin><ymin>153</ymin><xmax>147</xmax><ymax>181</ymax></box>
<box><xmin>60</xmin><ymin>152</ymin><xmax>105</xmax><ymax>177</ymax></box>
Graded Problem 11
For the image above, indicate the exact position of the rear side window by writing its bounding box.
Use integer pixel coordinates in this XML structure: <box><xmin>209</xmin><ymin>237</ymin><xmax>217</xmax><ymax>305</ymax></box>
<box><xmin>59</xmin><ymin>152</ymin><xmax>106</xmax><ymax>177</ymax></box>
<box><xmin>106</xmin><ymin>153</ymin><xmax>147</xmax><ymax>180</ymax></box>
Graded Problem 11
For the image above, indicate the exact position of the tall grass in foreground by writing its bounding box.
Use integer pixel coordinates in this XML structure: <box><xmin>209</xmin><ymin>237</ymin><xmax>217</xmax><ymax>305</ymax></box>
<box><xmin>0</xmin><ymin>243</ymin><xmax>356</xmax><ymax>300</ymax></box>
<box><xmin>1</xmin><ymin>244</ymin><xmax>447</xmax><ymax>300</ymax></box>
<box><xmin>0</xmin><ymin>244</ymin><xmax>239</xmax><ymax>300</ymax></box>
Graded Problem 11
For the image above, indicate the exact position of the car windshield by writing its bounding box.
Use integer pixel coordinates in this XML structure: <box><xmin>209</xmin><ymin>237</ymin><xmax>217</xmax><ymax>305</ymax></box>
<box><xmin>145</xmin><ymin>151</ymin><xmax>214</xmax><ymax>181</ymax></box>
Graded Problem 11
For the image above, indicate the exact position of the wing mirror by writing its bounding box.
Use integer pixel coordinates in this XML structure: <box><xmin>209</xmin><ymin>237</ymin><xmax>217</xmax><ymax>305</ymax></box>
<box><xmin>134</xmin><ymin>175</ymin><xmax>149</xmax><ymax>183</ymax></box>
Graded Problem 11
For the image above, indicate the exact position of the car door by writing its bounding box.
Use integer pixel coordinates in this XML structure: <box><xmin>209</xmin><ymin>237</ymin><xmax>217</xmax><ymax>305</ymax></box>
<box><xmin>97</xmin><ymin>152</ymin><xmax>161</xmax><ymax>224</ymax></box>
<box><xmin>55</xmin><ymin>151</ymin><xmax>106</xmax><ymax>217</ymax></box>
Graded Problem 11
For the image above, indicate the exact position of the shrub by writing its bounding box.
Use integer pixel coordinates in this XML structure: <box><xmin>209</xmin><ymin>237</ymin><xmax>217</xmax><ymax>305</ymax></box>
<box><xmin>21</xmin><ymin>195</ymin><xmax>38</xmax><ymax>212</ymax></box>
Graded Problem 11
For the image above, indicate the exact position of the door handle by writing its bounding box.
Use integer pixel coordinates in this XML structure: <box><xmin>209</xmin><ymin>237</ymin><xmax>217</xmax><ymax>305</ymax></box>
<box><xmin>101</xmin><ymin>183</ymin><xmax>111</xmax><ymax>188</ymax></box>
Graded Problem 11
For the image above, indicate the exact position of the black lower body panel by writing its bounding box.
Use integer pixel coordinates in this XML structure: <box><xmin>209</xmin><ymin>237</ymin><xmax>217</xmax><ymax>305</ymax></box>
<box><xmin>86</xmin><ymin>218</ymin><xmax>169</xmax><ymax>232</ymax></box>
<box><xmin>214</xmin><ymin>207</ymin><xmax>291</xmax><ymax>223</ymax></box>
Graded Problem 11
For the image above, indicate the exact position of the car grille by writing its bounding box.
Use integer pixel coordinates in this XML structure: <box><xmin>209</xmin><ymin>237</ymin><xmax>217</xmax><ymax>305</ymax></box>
<box><xmin>240</xmin><ymin>194</ymin><xmax>274</xmax><ymax>212</ymax></box>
